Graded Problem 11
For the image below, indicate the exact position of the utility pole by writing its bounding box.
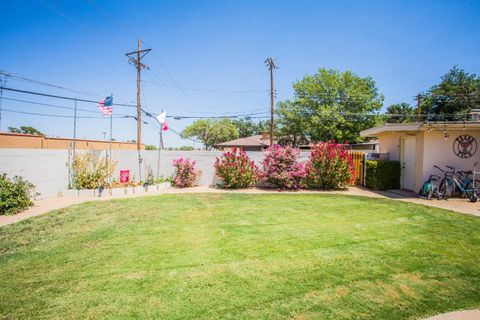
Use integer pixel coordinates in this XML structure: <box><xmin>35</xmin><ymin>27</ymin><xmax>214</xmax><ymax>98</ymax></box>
<box><xmin>417</xmin><ymin>94</ymin><xmax>422</xmax><ymax>122</ymax></box>
<box><xmin>72</xmin><ymin>98</ymin><xmax>78</xmax><ymax>188</ymax></box>
<box><xmin>265</xmin><ymin>57</ymin><xmax>277</xmax><ymax>147</ymax></box>
<box><xmin>0</xmin><ymin>75</ymin><xmax>7</xmax><ymax>132</ymax></box>
<box><xmin>126</xmin><ymin>37</ymin><xmax>151</xmax><ymax>181</ymax></box>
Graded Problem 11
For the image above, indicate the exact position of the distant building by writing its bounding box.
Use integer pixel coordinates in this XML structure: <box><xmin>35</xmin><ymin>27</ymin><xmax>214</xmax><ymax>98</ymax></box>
<box><xmin>215</xmin><ymin>134</ymin><xmax>272</xmax><ymax>151</ymax></box>
<box><xmin>0</xmin><ymin>132</ymin><xmax>143</xmax><ymax>150</ymax></box>
<box><xmin>216</xmin><ymin>133</ymin><xmax>379</xmax><ymax>152</ymax></box>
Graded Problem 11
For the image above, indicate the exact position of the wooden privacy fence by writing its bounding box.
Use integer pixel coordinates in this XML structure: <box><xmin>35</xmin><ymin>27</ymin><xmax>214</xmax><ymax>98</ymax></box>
<box><xmin>349</xmin><ymin>151</ymin><xmax>366</xmax><ymax>186</ymax></box>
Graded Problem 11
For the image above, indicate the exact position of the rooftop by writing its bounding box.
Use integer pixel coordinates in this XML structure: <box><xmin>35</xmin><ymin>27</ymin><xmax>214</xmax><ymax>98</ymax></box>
<box><xmin>360</xmin><ymin>121</ymin><xmax>480</xmax><ymax>137</ymax></box>
<box><xmin>215</xmin><ymin>135</ymin><xmax>271</xmax><ymax>147</ymax></box>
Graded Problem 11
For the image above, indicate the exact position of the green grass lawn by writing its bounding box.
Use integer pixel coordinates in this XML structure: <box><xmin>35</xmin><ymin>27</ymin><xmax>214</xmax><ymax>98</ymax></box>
<box><xmin>1</xmin><ymin>194</ymin><xmax>480</xmax><ymax>319</ymax></box>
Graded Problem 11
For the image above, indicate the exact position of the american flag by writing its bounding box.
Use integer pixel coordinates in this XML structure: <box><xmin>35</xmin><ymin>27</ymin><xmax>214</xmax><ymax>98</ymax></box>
<box><xmin>98</xmin><ymin>96</ymin><xmax>113</xmax><ymax>116</ymax></box>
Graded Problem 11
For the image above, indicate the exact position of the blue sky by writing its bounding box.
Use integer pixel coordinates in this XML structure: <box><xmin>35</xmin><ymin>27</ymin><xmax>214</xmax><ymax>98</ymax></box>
<box><xmin>1</xmin><ymin>0</ymin><xmax>479</xmax><ymax>147</ymax></box>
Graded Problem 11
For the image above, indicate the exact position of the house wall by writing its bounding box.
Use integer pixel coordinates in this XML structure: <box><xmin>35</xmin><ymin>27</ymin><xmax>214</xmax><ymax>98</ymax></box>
<box><xmin>378</xmin><ymin>130</ymin><xmax>480</xmax><ymax>191</ymax></box>
<box><xmin>422</xmin><ymin>130</ymin><xmax>480</xmax><ymax>183</ymax></box>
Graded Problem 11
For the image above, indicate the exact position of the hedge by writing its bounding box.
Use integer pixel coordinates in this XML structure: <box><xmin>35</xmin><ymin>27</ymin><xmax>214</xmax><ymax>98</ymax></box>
<box><xmin>365</xmin><ymin>160</ymin><xmax>401</xmax><ymax>190</ymax></box>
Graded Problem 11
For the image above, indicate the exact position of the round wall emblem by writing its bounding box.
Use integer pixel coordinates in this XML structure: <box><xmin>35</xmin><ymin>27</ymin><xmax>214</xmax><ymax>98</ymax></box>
<box><xmin>453</xmin><ymin>135</ymin><xmax>477</xmax><ymax>158</ymax></box>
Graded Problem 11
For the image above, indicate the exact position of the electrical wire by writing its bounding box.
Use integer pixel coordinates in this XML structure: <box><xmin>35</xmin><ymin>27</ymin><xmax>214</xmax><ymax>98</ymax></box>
<box><xmin>1</xmin><ymin>87</ymin><xmax>136</xmax><ymax>107</ymax></box>
<box><xmin>1</xmin><ymin>107</ymin><xmax>125</xmax><ymax>119</ymax></box>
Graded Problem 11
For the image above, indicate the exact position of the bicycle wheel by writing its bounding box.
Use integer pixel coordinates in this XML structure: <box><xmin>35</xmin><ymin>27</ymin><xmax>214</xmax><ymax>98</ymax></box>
<box><xmin>465</xmin><ymin>181</ymin><xmax>480</xmax><ymax>201</ymax></box>
<box><xmin>438</xmin><ymin>178</ymin><xmax>455</xmax><ymax>199</ymax></box>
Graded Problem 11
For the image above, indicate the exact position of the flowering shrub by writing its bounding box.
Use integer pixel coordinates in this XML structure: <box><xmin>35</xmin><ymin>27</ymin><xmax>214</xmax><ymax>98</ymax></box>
<box><xmin>214</xmin><ymin>149</ymin><xmax>258</xmax><ymax>188</ymax></box>
<box><xmin>304</xmin><ymin>142</ymin><xmax>354</xmax><ymax>189</ymax></box>
<box><xmin>172</xmin><ymin>157</ymin><xmax>199</xmax><ymax>188</ymax></box>
<box><xmin>260</xmin><ymin>145</ymin><xmax>306</xmax><ymax>189</ymax></box>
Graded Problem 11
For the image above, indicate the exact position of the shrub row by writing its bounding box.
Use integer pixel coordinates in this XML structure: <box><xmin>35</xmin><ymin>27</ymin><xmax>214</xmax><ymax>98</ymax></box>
<box><xmin>365</xmin><ymin>160</ymin><xmax>401</xmax><ymax>190</ymax></box>
<box><xmin>174</xmin><ymin>142</ymin><xmax>355</xmax><ymax>190</ymax></box>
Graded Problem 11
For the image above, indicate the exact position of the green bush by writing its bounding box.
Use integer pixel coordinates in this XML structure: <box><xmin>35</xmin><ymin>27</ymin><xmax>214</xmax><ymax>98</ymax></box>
<box><xmin>365</xmin><ymin>160</ymin><xmax>401</xmax><ymax>190</ymax></box>
<box><xmin>0</xmin><ymin>174</ymin><xmax>37</xmax><ymax>215</ymax></box>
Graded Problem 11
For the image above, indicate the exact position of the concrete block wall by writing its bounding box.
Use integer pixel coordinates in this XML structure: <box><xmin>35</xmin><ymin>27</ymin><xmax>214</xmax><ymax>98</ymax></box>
<box><xmin>0</xmin><ymin>149</ymin><xmax>313</xmax><ymax>199</ymax></box>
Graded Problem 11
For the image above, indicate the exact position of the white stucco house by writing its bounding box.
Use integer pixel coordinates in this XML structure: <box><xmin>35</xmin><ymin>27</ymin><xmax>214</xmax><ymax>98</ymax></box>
<box><xmin>360</xmin><ymin>121</ymin><xmax>480</xmax><ymax>191</ymax></box>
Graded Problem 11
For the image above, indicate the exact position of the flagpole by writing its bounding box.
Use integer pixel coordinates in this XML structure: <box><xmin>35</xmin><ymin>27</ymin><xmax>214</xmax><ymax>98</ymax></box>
<box><xmin>109</xmin><ymin>94</ymin><xmax>113</xmax><ymax>159</ymax></box>
<box><xmin>72</xmin><ymin>98</ymin><xmax>77</xmax><ymax>187</ymax></box>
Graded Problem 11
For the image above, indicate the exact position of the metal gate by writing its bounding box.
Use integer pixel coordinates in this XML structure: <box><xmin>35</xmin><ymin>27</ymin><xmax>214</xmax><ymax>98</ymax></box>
<box><xmin>349</xmin><ymin>151</ymin><xmax>366</xmax><ymax>186</ymax></box>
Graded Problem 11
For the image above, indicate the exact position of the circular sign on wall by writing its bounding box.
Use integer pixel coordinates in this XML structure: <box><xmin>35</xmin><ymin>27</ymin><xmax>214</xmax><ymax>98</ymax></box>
<box><xmin>453</xmin><ymin>135</ymin><xmax>477</xmax><ymax>158</ymax></box>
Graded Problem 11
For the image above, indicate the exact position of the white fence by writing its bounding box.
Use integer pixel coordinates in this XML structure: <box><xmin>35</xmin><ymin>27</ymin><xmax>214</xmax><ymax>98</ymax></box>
<box><xmin>0</xmin><ymin>149</ymin><xmax>284</xmax><ymax>199</ymax></box>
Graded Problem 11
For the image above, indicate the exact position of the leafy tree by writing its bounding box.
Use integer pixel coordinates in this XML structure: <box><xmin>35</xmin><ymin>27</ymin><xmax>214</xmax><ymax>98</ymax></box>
<box><xmin>231</xmin><ymin>119</ymin><xmax>269</xmax><ymax>138</ymax></box>
<box><xmin>276</xmin><ymin>68</ymin><xmax>383</xmax><ymax>144</ymax></box>
<box><xmin>421</xmin><ymin>66</ymin><xmax>480</xmax><ymax>120</ymax></box>
<box><xmin>181</xmin><ymin>119</ymin><xmax>239</xmax><ymax>150</ymax></box>
<box><xmin>8</xmin><ymin>126</ymin><xmax>44</xmax><ymax>136</ymax></box>
<box><xmin>276</xmin><ymin>100</ymin><xmax>309</xmax><ymax>146</ymax></box>
<box><xmin>177</xmin><ymin>146</ymin><xmax>195</xmax><ymax>151</ymax></box>
<box><xmin>145</xmin><ymin>145</ymin><xmax>157</xmax><ymax>150</ymax></box>
<box><xmin>385</xmin><ymin>103</ymin><xmax>417</xmax><ymax>123</ymax></box>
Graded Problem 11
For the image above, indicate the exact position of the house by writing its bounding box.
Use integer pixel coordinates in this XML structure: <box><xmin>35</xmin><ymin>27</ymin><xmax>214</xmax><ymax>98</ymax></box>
<box><xmin>215</xmin><ymin>134</ymin><xmax>272</xmax><ymax>151</ymax></box>
<box><xmin>0</xmin><ymin>132</ymin><xmax>143</xmax><ymax>150</ymax></box>
<box><xmin>360</xmin><ymin>121</ymin><xmax>480</xmax><ymax>191</ymax></box>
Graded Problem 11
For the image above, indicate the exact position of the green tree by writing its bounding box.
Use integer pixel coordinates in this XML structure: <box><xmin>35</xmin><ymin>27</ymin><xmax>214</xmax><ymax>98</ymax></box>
<box><xmin>231</xmin><ymin>119</ymin><xmax>269</xmax><ymax>138</ymax></box>
<box><xmin>181</xmin><ymin>119</ymin><xmax>239</xmax><ymax>150</ymax></box>
<box><xmin>421</xmin><ymin>66</ymin><xmax>480</xmax><ymax>120</ymax></box>
<box><xmin>276</xmin><ymin>68</ymin><xmax>383</xmax><ymax>144</ymax></box>
<box><xmin>276</xmin><ymin>100</ymin><xmax>309</xmax><ymax>146</ymax></box>
<box><xmin>385</xmin><ymin>103</ymin><xmax>417</xmax><ymax>123</ymax></box>
<box><xmin>8</xmin><ymin>126</ymin><xmax>44</xmax><ymax>136</ymax></box>
<box><xmin>176</xmin><ymin>146</ymin><xmax>195</xmax><ymax>151</ymax></box>
<box><xmin>145</xmin><ymin>145</ymin><xmax>157</xmax><ymax>150</ymax></box>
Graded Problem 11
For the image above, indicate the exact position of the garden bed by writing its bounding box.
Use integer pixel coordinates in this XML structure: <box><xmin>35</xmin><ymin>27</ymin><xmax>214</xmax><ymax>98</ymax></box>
<box><xmin>60</xmin><ymin>182</ymin><xmax>171</xmax><ymax>197</ymax></box>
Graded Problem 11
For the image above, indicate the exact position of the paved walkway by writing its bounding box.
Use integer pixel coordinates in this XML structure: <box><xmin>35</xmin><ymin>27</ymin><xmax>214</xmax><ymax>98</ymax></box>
<box><xmin>423</xmin><ymin>310</ymin><xmax>480</xmax><ymax>320</ymax></box>
<box><xmin>1</xmin><ymin>186</ymin><xmax>479</xmax><ymax>319</ymax></box>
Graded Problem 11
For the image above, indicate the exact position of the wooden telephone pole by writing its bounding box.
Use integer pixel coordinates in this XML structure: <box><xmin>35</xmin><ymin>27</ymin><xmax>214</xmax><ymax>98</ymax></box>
<box><xmin>126</xmin><ymin>37</ymin><xmax>151</xmax><ymax>181</ymax></box>
<box><xmin>265</xmin><ymin>57</ymin><xmax>277</xmax><ymax>147</ymax></box>
<box><xmin>417</xmin><ymin>94</ymin><xmax>422</xmax><ymax>122</ymax></box>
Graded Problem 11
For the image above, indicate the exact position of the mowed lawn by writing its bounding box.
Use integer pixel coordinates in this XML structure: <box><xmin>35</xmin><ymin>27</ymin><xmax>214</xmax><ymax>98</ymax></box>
<box><xmin>1</xmin><ymin>194</ymin><xmax>480</xmax><ymax>319</ymax></box>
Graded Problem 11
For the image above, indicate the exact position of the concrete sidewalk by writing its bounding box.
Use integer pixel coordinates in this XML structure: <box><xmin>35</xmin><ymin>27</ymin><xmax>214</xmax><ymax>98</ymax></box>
<box><xmin>2</xmin><ymin>186</ymin><xmax>480</xmax><ymax>228</ymax></box>
<box><xmin>423</xmin><ymin>310</ymin><xmax>480</xmax><ymax>320</ymax></box>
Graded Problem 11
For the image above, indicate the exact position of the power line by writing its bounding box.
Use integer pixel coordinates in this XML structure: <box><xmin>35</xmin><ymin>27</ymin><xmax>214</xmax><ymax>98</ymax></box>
<box><xmin>1</xmin><ymin>107</ymin><xmax>126</xmax><ymax>119</ymax></box>
<box><xmin>0</xmin><ymin>96</ymin><xmax>134</xmax><ymax>117</ymax></box>
<box><xmin>1</xmin><ymin>87</ymin><xmax>136</xmax><ymax>107</ymax></box>
<box><xmin>0</xmin><ymin>70</ymin><xmax>104</xmax><ymax>99</ymax></box>
<box><xmin>142</xmin><ymin>80</ymin><xmax>268</xmax><ymax>94</ymax></box>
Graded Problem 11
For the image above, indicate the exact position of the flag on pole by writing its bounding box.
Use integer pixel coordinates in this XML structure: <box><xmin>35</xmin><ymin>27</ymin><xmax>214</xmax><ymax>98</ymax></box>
<box><xmin>157</xmin><ymin>111</ymin><xmax>169</xmax><ymax>131</ymax></box>
<box><xmin>98</xmin><ymin>96</ymin><xmax>113</xmax><ymax>116</ymax></box>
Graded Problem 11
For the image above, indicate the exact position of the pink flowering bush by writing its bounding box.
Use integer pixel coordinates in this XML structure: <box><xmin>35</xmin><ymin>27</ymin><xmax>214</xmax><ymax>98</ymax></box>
<box><xmin>304</xmin><ymin>142</ymin><xmax>354</xmax><ymax>189</ymax></box>
<box><xmin>172</xmin><ymin>157</ymin><xmax>199</xmax><ymax>188</ymax></box>
<box><xmin>260</xmin><ymin>145</ymin><xmax>306</xmax><ymax>189</ymax></box>
<box><xmin>214</xmin><ymin>148</ymin><xmax>258</xmax><ymax>189</ymax></box>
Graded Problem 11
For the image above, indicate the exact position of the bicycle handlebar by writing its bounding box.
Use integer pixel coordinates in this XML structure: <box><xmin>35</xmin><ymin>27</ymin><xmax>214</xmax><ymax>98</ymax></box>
<box><xmin>433</xmin><ymin>165</ymin><xmax>445</xmax><ymax>172</ymax></box>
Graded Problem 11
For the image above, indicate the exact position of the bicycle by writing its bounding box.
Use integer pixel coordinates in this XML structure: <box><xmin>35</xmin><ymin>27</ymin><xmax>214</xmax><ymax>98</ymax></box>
<box><xmin>419</xmin><ymin>172</ymin><xmax>442</xmax><ymax>200</ymax></box>
<box><xmin>438</xmin><ymin>163</ymin><xmax>479</xmax><ymax>202</ymax></box>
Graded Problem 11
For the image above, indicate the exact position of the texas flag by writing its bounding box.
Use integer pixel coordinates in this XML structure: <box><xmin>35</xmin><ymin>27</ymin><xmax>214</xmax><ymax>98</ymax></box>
<box><xmin>157</xmin><ymin>111</ymin><xmax>169</xmax><ymax>131</ymax></box>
